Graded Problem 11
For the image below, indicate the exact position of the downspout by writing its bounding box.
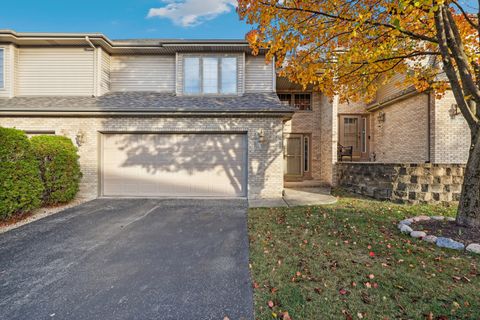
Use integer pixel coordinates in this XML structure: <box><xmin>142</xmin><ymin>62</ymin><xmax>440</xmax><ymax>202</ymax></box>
<box><xmin>426</xmin><ymin>91</ymin><xmax>432</xmax><ymax>163</ymax></box>
<box><xmin>85</xmin><ymin>36</ymin><xmax>97</xmax><ymax>97</ymax></box>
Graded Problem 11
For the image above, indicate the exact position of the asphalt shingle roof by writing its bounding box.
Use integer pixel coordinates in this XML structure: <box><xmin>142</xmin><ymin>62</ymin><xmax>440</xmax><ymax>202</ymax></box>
<box><xmin>0</xmin><ymin>92</ymin><xmax>293</xmax><ymax>114</ymax></box>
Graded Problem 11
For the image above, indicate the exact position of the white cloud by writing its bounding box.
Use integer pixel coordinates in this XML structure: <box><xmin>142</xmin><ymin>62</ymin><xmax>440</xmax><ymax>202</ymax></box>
<box><xmin>147</xmin><ymin>0</ymin><xmax>237</xmax><ymax>27</ymax></box>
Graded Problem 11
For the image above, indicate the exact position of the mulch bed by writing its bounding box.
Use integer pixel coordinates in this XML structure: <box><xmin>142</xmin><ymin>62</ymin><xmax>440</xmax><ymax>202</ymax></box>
<box><xmin>412</xmin><ymin>220</ymin><xmax>480</xmax><ymax>245</ymax></box>
<box><xmin>0</xmin><ymin>211</ymin><xmax>35</xmax><ymax>227</ymax></box>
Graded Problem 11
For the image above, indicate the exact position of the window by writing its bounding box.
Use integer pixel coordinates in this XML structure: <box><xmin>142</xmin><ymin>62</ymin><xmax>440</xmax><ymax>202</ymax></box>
<box><xmin>221</xmin><ymin>58</ymin><xmax>237</xmax><ymax>94</ymax></box>
<box><xmin>361</xmin><ymin>118</ymin><xmax>367</xmax><ymax>153</ymax></box>
<box><xmin>277</xmin><ymin>93</ymin><xmax>312</xmax><ymax>111</ymax></box>
<box><xmin>304</xmin><ymin>136</ymin><xmax>309</xmax><ymax>172</ymax></box>
<box><xmin>0</xmin><ymin>48</ymin><xmax>4</xmax><ymax>89</ymax></box>
<box><xmin>278</xmin><ymin>94</ymin><xmax>292</xmax><ymax>106</ymax></box>
<box><xmin>184</xmin><ymin>57</ymin><xmax>201</xmax><ymax>94</ymax></box>
<box><xmin>183</xmin><ymin>56</ymin><xmax>237</xmax><ymax>95</ymax></box>
<box><xmin>294</xmin><ymin>94</ymin><xmax>312</xmax><ymax>111</ymax></box>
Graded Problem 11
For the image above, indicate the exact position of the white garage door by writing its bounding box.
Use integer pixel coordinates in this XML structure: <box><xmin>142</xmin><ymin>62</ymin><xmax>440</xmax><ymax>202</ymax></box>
<box><xmin>101</xmin><ymin>133</ymin><xmax>247</xmax><ymax>197</ymax></box>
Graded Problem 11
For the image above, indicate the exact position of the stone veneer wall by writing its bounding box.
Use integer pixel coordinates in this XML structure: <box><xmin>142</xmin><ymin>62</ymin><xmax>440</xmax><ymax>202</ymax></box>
<box><xmin>337</xmin><ymin>162</ymin><xmax>465</xmax><ymax>204</ymax></box>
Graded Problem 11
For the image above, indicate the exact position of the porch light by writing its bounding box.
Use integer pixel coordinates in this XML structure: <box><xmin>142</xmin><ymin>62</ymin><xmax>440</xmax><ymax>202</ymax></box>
<box><xmin>257</xmin><ymin>129</ymin><xmax>266</xmax><ymax>143</ymax></box>
<box><xmin>75</xmin><ymin>130</ymin><xmax>86</xmax><ymax>147</ymax></box>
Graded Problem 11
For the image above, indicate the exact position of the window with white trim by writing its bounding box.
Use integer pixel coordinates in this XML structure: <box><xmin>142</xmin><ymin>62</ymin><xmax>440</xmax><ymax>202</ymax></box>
<box><xmin>0</xmin><ymin>48</ymin><xmax>4</xmax><ymax>89</ymax></box>
<box><xmin>183</xmin><ymin>56</ymin><xmax>237</xmax><ymax>95</ymax></box>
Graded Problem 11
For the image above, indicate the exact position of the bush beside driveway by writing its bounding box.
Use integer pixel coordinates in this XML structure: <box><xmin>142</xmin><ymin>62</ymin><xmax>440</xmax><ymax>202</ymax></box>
<box><xmin>0</xmin><ymin>127</ymin><xmax>81</xmax><ymax>221</ymax></box>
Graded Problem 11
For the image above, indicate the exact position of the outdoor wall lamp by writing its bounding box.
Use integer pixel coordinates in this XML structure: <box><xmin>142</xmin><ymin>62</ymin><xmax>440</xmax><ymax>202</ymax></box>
<box><xmin>75</xmin><ymin>130</ymin><xmax>86</xmax><ymax>147</ymax></box>
<box><xmin>257</xmin><ymin>129</ymin><xmax>266</xmax><ymax>143</ymax></box>
<box><xmin>377</xmin><ymin>111</ymin><xmax>386</xmax><ymax>123</ymax></box>
<box><xmin>449</xmin><ymin>103</ymin><xmax>460</xmax><ymax>118</ymax></box>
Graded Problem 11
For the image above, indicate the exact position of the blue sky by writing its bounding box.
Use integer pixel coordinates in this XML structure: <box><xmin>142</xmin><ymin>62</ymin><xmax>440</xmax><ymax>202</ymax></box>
<box><xmin>1</xmin><ymin>0</ymin><xmax>478</xmax><ymax>40</ymax></box>
<box><xmin>0</xmin><ymin>0</ymin><xmax>252</xmax><ymax>39</ymax></box>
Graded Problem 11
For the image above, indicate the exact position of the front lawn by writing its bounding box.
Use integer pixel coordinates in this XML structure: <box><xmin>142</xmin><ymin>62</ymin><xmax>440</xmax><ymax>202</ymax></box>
<box><xmin>248</xmin><ymin>190</ymin><xmax>480</xmax><ymax>319</ymax></box>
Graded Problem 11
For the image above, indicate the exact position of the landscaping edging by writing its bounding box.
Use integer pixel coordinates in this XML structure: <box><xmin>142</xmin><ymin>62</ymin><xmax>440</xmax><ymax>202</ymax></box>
<box><xmin>397</xmin><ymin>216</ymin><xmax>480</xmax><ymax>254</ymax></box>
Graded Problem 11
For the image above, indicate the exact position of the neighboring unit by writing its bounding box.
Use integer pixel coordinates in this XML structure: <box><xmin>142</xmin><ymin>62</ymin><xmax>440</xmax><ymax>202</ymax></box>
<box><xmin>0</xmin><ymin>30</ymin><xmax>294</xmax><ymax>200</ymax></box>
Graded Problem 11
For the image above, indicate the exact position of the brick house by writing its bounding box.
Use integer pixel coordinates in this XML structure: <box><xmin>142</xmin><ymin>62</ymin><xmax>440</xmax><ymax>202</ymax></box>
<box><xmin>279</xmin><ymin>72</ymin><xmax>470</xmax><ymax>203</ymax></box>
<box><xmin>0</xmin><ymin>30</ymin><xmax>469</xmax><ymax>202</ymax></box>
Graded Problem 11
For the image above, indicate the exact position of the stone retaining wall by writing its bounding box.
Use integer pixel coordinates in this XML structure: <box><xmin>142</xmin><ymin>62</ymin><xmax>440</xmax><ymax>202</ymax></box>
<box><xmin>336</xmin><ymin>162</ymin><xmax>465</xmax><ymax>204</ymax></box>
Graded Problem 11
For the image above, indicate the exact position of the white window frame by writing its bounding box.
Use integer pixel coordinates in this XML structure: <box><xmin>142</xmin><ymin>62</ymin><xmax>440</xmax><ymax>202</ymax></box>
<box><xmin>183</xmin><ymin>56</ymin><xmax>238</xmax><ymax>95</ymax></box>
<box><xmin>0</xmin><ymin>48</ymin><xmax>4</xmax><ymax>90</ymax></box>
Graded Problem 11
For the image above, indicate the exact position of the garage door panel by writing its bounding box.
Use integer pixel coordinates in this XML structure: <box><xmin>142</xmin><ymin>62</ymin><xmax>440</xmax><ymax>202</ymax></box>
<box><xmin>101</xmin><ymin>133</ymin><xmax>247</xmax><ymax>197</ymax></box>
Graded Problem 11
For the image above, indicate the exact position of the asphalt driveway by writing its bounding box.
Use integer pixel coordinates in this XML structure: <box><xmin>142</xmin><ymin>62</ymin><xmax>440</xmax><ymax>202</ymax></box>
<box><xmin>0</xmin><ymin>199</ymin><xmax>253</xmax><ymax>320</ymax></box>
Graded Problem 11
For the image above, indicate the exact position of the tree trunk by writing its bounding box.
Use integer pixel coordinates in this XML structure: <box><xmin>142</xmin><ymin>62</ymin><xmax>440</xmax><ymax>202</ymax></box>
<box><xmin>457</xmin><ymin>129</ymin><xmax>480</xmax><ymax>227</ymax></box>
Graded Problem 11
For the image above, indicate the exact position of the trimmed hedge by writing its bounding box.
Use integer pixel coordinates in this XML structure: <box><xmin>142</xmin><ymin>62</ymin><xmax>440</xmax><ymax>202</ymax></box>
<box><xmin>0</xmin><ymin>128</ymin><xmax>44</xmax><ymax>219</ymax></box>
<box><xmin>31</xmin><ymin>135</ymin><xmax>82</xmax><ymax>205</ymax></box>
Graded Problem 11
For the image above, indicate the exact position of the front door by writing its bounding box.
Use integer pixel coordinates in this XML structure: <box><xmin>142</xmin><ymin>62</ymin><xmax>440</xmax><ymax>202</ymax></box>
<box><xmin>339</xmin><ymin>115</ymin><xmax>370</xmax><ymax>160</ymax></box>
<box><xmin>284</xmin><ymin>134</ymin><xmax>303</xmax><ymax>179</ymax></box>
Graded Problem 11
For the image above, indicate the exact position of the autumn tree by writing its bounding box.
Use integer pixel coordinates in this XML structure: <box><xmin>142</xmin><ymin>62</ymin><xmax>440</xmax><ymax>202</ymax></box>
<box><xmin>238</xmin><ymin>0</ymin><xmax>480</xmax><ymax>228</ymax></box>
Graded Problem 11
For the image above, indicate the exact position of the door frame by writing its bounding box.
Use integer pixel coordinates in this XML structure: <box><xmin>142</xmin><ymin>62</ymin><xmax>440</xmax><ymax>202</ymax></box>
<box><xmin>283</xmin><ymin>133</ymin><xmax>311</xmax><ymax>180</ymax></box>
<box><xmin>338</xmin><ymin>114</ymin><xmax>370</xmax><ymax>161</ymax></box>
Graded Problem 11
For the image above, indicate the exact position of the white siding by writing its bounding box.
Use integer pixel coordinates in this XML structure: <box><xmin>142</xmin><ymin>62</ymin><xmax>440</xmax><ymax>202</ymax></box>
<box><xmin>100</xmin><ymin>49</ymin><xmax>111</xmax><ymax>95</ymax></box>
<box><xmin>110</xmin><ymin>55</ymin><xmax>175</xmax><ymax>92</ymax></box>
<box><xmin>245</xmin><ymin>55</ymin><xmax>274</xmax><ymax>93</ymax></box>
<box><xmin>176</xmin><ymin>53</ymin><xmax>244</xmax><ymax>96</ymax></box>
<box><xmin>0</xmin><ymin>48</ymin><xmax>4</xmax><ymax>90</ymax></box>
<box><xmin>17</xmin><ymin>48</ymin><xmax>94</xmax><ymax>96</ymax></box>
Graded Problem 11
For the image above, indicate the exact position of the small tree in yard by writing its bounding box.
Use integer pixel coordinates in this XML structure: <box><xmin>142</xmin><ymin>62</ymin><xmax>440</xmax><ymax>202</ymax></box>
<box><xmin>238</xmin><ymin>0</ymin><xmax>480</xmax><ymax>227</ymax></box>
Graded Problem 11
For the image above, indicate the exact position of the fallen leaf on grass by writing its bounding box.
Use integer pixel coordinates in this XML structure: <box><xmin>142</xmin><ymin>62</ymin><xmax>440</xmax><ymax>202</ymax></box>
<box><xmin>342</xmin><ymin>309</ymin><xmax>353</xmax><ymax>320</ymax></box>
<box><xmin>268</xmin><ymin>300</ymin><xmax>274</xmax><ymax>308</ymax></box>
<box><xmin>281</xmin><ymin>311</ymin><xmax>292</xmax><ymax>320</ymax></box>
<box><xmin>339</xmin><ymin>288</ymin><xmax>349</xmax><ymax>295</ymax></box>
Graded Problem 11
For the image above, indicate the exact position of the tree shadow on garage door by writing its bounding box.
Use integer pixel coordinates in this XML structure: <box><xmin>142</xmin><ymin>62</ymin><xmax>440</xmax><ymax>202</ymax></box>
<box><xmin>99</xmin><ymin>117</ymin><xmax>282</xmax><ymax>198</ymax></box>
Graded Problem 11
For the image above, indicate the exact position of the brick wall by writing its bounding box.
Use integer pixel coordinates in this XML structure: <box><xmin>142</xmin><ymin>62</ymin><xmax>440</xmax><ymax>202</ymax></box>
<box><xmin>337</xmin><ymin>162</ymin><xmax>465</xmax><ymax>204</ymax></box>
<box><xmin>0</xmin><ymin>116</ymin><xmax>284</xmax><ymax>200</ymax></box>
<box><xmin>370</xmin><ymin>93</ymin><xmax>430</xmax><ymax>163</ymax></box>
<box><xmin>431</xmin><ymin>90</ymin><xmax>470</xmax><ymax>163</ymax></box>
<box><xmin>320</xmin><ymin>95</ymin><xmax>338</xmax><ymax>186</ymax></box>
<box><xmin>283</xmin><ymin>92</ymin><xmax>323</xmax><ymax>180</ymax></box>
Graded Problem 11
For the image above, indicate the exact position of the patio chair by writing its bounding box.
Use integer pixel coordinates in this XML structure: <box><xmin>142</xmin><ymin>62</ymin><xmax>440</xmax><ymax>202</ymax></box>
<box><xmin>338</xmin><ymin>144</ymin><xmax>353</xmax><ymax>161</ymax></box>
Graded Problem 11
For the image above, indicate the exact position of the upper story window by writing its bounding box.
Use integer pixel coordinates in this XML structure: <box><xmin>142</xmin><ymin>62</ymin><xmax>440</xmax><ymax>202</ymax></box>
<box><xmin>184</xmin><ymin>56</ymin><xmax>237</xmax><ymax>95</ymax></box>
<box><xmin>278</xmin><ymin>93</ymin><xmax>292</xmax><ymax>106</ymax></box>
<box><xmin>277</xmin><ymin>93</ymin><xmax>312</xmax><ymax>111</ymax></box>
<box><xmin>0</xmin><ymin>48</ymin><xmax>4</xmax><ymax>89</ymax></box>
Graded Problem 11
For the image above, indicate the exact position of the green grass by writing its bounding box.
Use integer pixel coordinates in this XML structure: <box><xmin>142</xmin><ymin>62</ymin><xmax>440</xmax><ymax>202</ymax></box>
<box><xmin>248</xmin><ymin>190</ymin><xmax>480</xmax><ymax>319</ymax></box>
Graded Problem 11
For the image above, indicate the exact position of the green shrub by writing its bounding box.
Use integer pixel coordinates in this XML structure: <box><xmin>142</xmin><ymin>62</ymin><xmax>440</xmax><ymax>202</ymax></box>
<box><xmin>0</xmin><ymin>127</ymin><xmax>44</xmax><ymax>219</ymax></box>
<box><xmin>30</xmin><ymin>135</ymin><xmax>82</xmax><ymax>205</ymax></box>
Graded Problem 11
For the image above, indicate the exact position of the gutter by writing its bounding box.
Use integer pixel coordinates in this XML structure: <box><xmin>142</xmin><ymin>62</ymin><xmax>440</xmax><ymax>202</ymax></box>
<box><xmin>366</xmin><ymin>87</ymin><xmax>419</xmax><ymax>112</ymax></box>
<box><xmin>0</xmin><ymin>110</ymin><xmax>294</xmax><ymax>118</ymax></box>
